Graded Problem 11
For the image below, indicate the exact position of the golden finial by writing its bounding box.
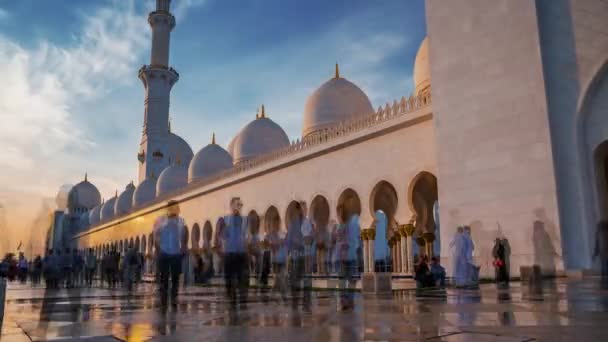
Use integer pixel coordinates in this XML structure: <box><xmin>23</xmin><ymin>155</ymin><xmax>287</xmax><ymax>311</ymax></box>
<box><xmin>255</xmin><ymin>108</ymin><xmax>260</xmax><ymax>119</ymax></box>
<box><xmin>115</xmin><ymin>190</ymin><xmax>118</xmax><ymax>197</ymax></box>
<box><xmin>212</xmin><ymin>132</ymin><xmax>216</xmax><ymax>144</ymax></box>
<box><xmin>176</xmin><ymin>154</ymin><xmax>181</xmax><ymax>165</ymax></box>
<box><xmin>261</xmin><ymin>104</ymin><xmax>266</xmax><ymax>118</ymax></box>
<box><xmin>335</xmin><ymin>63</ymin><xmax>340</xmax><ymax>78</ymax></box>
<box><xmin>84</xmin><ymin>172</ymin><xmax>88</xmax><ymax>182</ymax></box>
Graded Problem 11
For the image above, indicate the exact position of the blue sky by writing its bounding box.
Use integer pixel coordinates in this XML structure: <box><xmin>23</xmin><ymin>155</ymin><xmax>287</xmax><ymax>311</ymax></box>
<box><xmin>0</xmin><ymin>0</ymin><xmax>425</xmax><ymax>245</ymax></box>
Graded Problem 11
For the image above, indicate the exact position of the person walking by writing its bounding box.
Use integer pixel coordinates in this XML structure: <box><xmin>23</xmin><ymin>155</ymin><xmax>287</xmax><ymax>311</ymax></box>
<box><xmin>286</xmin><ymin>202</ymin><xmax>309</xmax><ymax>310</ymax></box>
<box><xmin>123</xmin><ymin>243</ymin><xmax>141</xmax><ymax>293</ymax></box>
<box><xmin>594</xmin><ymin>220</ymin><xmax>608</xmax><ymax>287</ymax></box>
<box><xmin>154</xmin><ymin>200</ymin><xmax>188</xmax><ymax>309</ymax></box>
<box><xmin>337</xmin><ymin>213</ymin><xmax>361</xmax><ymax>311</ymax></box>
<box><xmin>221</xmin><ymin>197</ymin><xmax>250</xmax><ymax>310</ymax></box>
<box><xmin>17</xmin><ymin>253</ymin><xmax>28</xmax><ymax>284</ymax></box>
<box><xmin>85</xmin><ymin>248</ymin><xmax>97</xmax><ymax>287</ymax></box>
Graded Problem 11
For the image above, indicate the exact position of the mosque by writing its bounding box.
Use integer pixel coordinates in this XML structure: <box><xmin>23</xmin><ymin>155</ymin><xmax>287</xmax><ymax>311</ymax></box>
<box><xmin>47</xmin><ymin>0</ymin><xmax>608</xmax><ymax>281</ymax></box>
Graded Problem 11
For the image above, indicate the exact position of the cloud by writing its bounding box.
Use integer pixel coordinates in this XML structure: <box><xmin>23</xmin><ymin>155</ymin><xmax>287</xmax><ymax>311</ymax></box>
<box><xmin>0</xmin><ymin>0</ymin><xmax>205</xmax><ymax>248</ymax></box>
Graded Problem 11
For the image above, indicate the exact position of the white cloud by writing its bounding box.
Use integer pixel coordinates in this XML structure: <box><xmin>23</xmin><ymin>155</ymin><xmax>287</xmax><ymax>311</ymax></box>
<box><xmin>0</xmin><ymin>0</ymin><xmax>205</xmax><ymax>244</ymax></box>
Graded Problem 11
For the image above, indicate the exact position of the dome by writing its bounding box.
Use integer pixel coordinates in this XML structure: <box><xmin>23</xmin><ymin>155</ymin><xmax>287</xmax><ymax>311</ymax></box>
<box><xmin>167</xmin><ymin>133</ymin><xmax>194</xmax><ymax>165</ymax></box>
<box><xmin>100</xmin><ymin>193</ymin><xmax>117</xmax><ymax>222</ymax></box>
<box><xmin>67</xmin><ymin>174</ymin><xmax>101</xmax><ymax>214</ymax></box>
<box><xmin>188</xmin><ymin>134</ymin><xmax>233</xmax><ymax>182</ymax></box>
<box><xmin>157</xmin><ymin>162</ymin><xmax>188</xmax><ymax>196</ymax></box>
<box><xmin>232</xmin><ymin>106</ymin><xmax>290</xmax><ymax>164</ymax></box>
<box><xmin>133</xmin><ymin>176</ymin><xmax>158</xmax><ymax>207</ymax></box>
<box><xmin>302</xmin><ymin>64</ymin><xmax>373</xmax><ymax>137</ymax></box>
<box><xmin>89</xmin><ymin>204</ymin><xmax>101</xmax><ymax>226</ymax></box>
<box><xmin>413</xmin><ymin>36</ymin><xmax>430</xmax><ymax>95</ymax></box>
<box><xmin>114</xmin><ymin>182</ymin><xmax>136</xmax><ymax>216</ymax></box>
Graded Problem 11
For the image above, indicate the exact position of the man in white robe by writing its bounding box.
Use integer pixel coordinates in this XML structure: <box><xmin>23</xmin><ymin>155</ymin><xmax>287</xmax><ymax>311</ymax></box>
<box><xmin>450</xmin><ymin>226</ymin><xmax>467</xmax><ymax>287</ymax></box>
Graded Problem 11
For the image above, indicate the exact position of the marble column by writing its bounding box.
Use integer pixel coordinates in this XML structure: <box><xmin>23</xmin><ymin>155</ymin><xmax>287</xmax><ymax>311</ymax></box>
<box><xmin>400</xmin><ymin>226</ymin><xmax>408</xmax><ymax>274</ymax></box>
<box><xmin>405</xmin><ymin>223</ymin><xmax>415</xmax><ymax>275</ymax></box>
<box><xmin>423</xmin><ymin>232</ymin><xmax>435</xmax><ymax>258</ymax></box>
<box><xmin>368</xmin><ymin>228</ymin><xmax>376</xmax><ymax>273</ymax></box>
<box><xmin>361</xmin><ymin>230</ymin><xmax>369</xmax><ymax>273</ymax></box>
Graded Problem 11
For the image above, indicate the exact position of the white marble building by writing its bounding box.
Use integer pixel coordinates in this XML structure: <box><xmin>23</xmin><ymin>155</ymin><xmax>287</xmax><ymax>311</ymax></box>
<box><xmin>47</xmin><ymin>0</ymin><xmax>608</xmax><ymax>279</ymax></box>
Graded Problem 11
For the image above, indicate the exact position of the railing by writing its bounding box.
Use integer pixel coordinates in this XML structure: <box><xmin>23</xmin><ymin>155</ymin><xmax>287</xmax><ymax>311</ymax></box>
<box><xmin>91</xmin><ymin>92</ymin><xmax>431</xmax><ymax>226</ymax></box>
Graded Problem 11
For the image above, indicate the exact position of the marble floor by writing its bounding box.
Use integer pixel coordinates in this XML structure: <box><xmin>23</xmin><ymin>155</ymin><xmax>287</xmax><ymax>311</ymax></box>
<box><xmin>1</xmin><ymin>279</ymin><xmax>608</xmax><ymax>341</ymax></box>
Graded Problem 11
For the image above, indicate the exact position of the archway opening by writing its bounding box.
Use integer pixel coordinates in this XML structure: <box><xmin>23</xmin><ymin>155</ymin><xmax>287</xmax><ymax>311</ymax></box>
<box><xmin>248</xmin><ymin>210</ymin><xmax>261</xmax><ymax>236</ymax></box>
<box><xmin>264</xmin><ymin>206</ymin><xmax>281</xmax><ymax>234</ymax></box>
<box><xmin>141</xmin><ymin>235</ymin><xmax>147</xmax><ymax>254</ymax></box>
<box><xmin>409</xmin><ymin>172</ymin><xmax>439</xmax><ymax>257</ymax></box>
<box><xmin>203</xmin><ymin>221</ymin><xmax>213</xmax><ymax>248</ymax></box>
<box><xmin>337</xmin><ymin>188</ymin><xmax>361</xmax><ymax>223</ymax></box>
<box><xmin>370</xmin><ymin>181</ymin><xmax>399</xmax><ymax>233</ymax></box>
<box><xmin>285</xmin><ymin>201</ymin><xmax>304</xmax><ymax>231</ymax></box>
<box><xmin>135</xmin><ymin>236</ymin><xmax>140</xmax><ymax>251</ymax></box>
<box><xmin>594</xmin><ymin>141</ymin><xmax>608</xmax><ymax>220</ymax></box>
<box><xmin>191</xmin><ymin>223</ymin><xmax>201</xmax><ymax>250</ymax></box>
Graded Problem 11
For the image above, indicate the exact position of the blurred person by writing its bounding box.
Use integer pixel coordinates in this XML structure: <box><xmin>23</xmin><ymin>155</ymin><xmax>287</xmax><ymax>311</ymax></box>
<box><xmin>337</xmin><ymin>213</ymin><xmax>360</xmax><ymax>310</ymax></box>
<box><xmin>221</xmin><ymin>197</ymin><xmax>250</xmax><ymax>310</ymax></box>
<box><xmin>123</xmin><ymin>243</ymin><xmax>141</xmax><ymax>293</ymax></box>
<box><xmin>430</xmin><ymin>257</ymin><xmax>446</xmax><ymax>287</ymax></box>
<box><xmin>85</xmin><ymin>248</ymin><xmax>97</xmax><ymax>287</ymax></box>
<box><xmin>62</xmin><ymin>248</ymin><xmax>73</xmax><ymax>288</ymax></box>
<box><xmin>593</xmin><ymin>220</ymin><xmax>608</xmax><ymax>284</ymax></box>
<box><xmin>270</xmin><ymin>230</ymin><xmax>287</xmax><ymax>299</ymax></box>
<box><xmin>259</xmin><ymin>232</ymin><xmax>271</xmax><ymax>287</ymax></box>
<box><xmin>154</xmin><ymin>200</ymin><xmax>188</xmax><ymax>309</ymax></box>
<box><xmin>17</xmin><ymin>252</ymin><xmax>28</xmax><ymax>284</ymax></box>
<box><xmin>32</xmin><ymin>255</ymin><xmax>43</xmax><ymax>287</ymax></box>
<box><xmin>73</xmin><ymin>250</ymin><xmax>84</xmax><ymax>287</ymax></box>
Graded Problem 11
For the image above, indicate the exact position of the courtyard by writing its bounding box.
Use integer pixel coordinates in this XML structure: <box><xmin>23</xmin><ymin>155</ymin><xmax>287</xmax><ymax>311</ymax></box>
<box><xmin>2</xmin><ymin>279</ymin><xmax>608</xmax><ymax>341</ymax></box>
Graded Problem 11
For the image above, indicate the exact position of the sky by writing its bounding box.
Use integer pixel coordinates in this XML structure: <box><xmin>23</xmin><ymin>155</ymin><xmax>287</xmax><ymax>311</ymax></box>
<box><xmin>0</xmin><ymin>0</ymin><xmax>426</xmax><ymax>255</ymax></box>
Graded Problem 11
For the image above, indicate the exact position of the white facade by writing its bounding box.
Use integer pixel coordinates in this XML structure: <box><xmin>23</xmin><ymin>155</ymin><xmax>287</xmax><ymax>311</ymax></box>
<box><xmin>59</xmin><ymin>0</ymin><xmax>608</xmax><ymax>279</ymax></box>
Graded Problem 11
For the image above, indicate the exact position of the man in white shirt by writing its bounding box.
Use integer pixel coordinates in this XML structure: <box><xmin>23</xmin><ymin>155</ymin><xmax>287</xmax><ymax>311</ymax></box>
<box><xmin>154</xmin><ymin>200</ymin><xmax>188</xmax><ymax>309</ymax></box>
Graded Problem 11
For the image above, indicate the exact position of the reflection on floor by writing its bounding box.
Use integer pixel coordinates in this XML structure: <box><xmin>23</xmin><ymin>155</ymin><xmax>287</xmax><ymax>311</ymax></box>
<box><xmin>2</xmin><ymin>279</ymin><xmax>608</xmax><ymax>341</ymax></box>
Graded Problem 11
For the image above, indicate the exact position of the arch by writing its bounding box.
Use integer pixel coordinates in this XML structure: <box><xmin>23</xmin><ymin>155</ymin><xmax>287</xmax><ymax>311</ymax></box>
<box><xmin>370</xmin><ymin>180</ymin><xmax>399</xmax><ymax>230</ymax></box>
<box><xmin>285</xmin><ymin>201</ymin><xmax>303</xmax><ymax>231</ymax></box>
<box><xmin>118</xmin><ymin>240</ymin><xmax>123</xmax><ymax>252</ymax></box>
<box><xmin>183</xmin><ymin>226</ymin><xmax>190</xmax><ymax>250</ymax></box>
<box><xmin>141</xmin><ymin>235</ymin><xmax>147</xmax><ymax>254</ymax></box>
<box><xmin>408</xmin><ymin>171</ymin><xmax>439</xmax><ymax>255</ymax></box>
<box><xmin>135</xmin><ymin>236</ymin><xmax>140</xmax><ymax>251</ymax></box>
<box><xmin>148</xmin><ymin>233</ymin><xmax>154</xmax><ymax>254</ymax></box>
<box><xmin>129</xmin><ymin>237</ymin><xmax>134</xmax><ymax>249</ymax></box>
<box><xmin>336</xmin><ymin>188</ymin><xmax>361</xmax><ymax>223</ymax></box>
<box><xmin>264</xmin><ymin>206</ymin><xmax>282</xmax><ymax>234</ymax></box>
<box><xmin>310</xmin><ymin>195</ymin><xmax>330</xmax><ymax>233</ymax></box>
<box><xmin>191</xmin><ymin>223</ymin><xmax>201</xmax><ymax>249</ymax></box>
<box><xmin>248</xmin><ymin>210</ymin><xmax>260</xmax><ymax>236</ymax></box>
<box><xmin>203</xmin><ymin>221</ymin><xmax>213</xmax><ymax>246</ymax></box>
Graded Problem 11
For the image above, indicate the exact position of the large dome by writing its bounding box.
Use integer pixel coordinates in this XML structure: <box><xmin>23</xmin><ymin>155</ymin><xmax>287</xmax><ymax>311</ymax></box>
<box><xmin>189</xmin><ymin>134</ymin><xmax>233</xmax><ymax>182</ymax></box>
<box><xmin>67</xmin><ymin>175</ymin><xmax>101</xmax><ymax>214</ymax></box>
<box><xmin>413</xmin><ymin>36</ymin><xmax>430</xmax><ymax>95</ymax></box>
<box><xmin>100</xmin><ymin>193</ymin><xmax>117</xmax><ymax>222</ymax></box>
<box><xmin>89</xmin><ymin>204</ymin><xmax>101</xmax><ymax>226</ymax></box>
<box><xmin>157</xmin><ymin>162</ymin><xmax>188</xmax><ymax>196</ymax></box>
<box><xmin>231</xmin><ymin>107</ymin><xmax>290</xmax><ymax>164</ymax></box>
<box><xmin>302</xmin><ymin>65</ymin><xmax>373</xmax><ymax>137</ymax></box>
<box><xmin>114</xmin><ymin>182</ymin><xmax>136</xmax><ymax>216</ymax></box>
<box><xmin>133</xmin><ymin>176</ymin><xmax>157</xmax><ymax>207</ymax></box>
<box><xmin>167</xmin><ymin>133</ymin><xmax>194</xmax><ymax>165</ymax></box>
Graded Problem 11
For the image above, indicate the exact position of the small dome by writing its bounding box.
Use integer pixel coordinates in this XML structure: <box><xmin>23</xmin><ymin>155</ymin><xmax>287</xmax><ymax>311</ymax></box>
<box><xmin>67</xmin><ymin>174</ymin><xmax>101</xmax><ymax>214</ymax></box>
<box><xmin>114</xmin><ymin>182</ymin><xmax>136</xmax><ymax>216</ymax></box>
<box><xmin>413</xmin><ymin>36</ymin><xmax>430</xmax><ymax>95</ymax></box>
<box><xmin>79</xmin><ymin>212</ymin><xmax>90</xmax><ymax>229</ymax></box>
<box><xmin>157</xmin><ymin>162</ymin><xmax>188</xmax><ymax>196</ymax></box>
<box><xmin>133</xmin><ymin>176</ymin><xmax>158</xmax><ymax>207</ymax></box>
<box><xmin>167</xmin><ymin>133</ymin><xmax>194</xmax><ymax>165</ymax></box>
<box><xmin>302</xmin><ymin>65</ymin><xmax>373</xmax><ymax>137</ymax></box>
<box><xmin>232</xmin><ymin>106</ymin><xmax>290</xmax><ymax>164</ymax></box>
<box><xmin>89</xmin><ymin>204</ymin><xmax>101</xmax><ymax>226</ymax></box>
<box><xmin>100</xmin><ymin>193</ymin><xmax>117</xmax><ymax>222</ymax></box>
<box><xmin>189</xmin><ymin>134</ymin><xmax>233</xmax><ymax>182</ymax></box>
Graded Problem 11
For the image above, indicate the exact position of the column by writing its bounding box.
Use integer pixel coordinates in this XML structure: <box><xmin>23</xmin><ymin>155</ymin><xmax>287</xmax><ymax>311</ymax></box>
<box><xmin>423</xmin><ymin>232</ymin><xmax>435</xmax><ymax>258</ymax></box>
<box><xmin>368</xmin><ymin>228</ymin><xmax>376</xmax><ymax>273</ymax></box>
<box><xmin>400</xmin><ymin>226</ymin><xmax>408</xmax><ymax>274</ymax></box>
<box><xmin>361</xmin><ymin>230</ymin><xmax>369</xmax><ymax>273</ymax></box>
<box><xmin>405</xmin><ymin>223</ymin><xmax>415</xmax><ymax>275</ymax></box>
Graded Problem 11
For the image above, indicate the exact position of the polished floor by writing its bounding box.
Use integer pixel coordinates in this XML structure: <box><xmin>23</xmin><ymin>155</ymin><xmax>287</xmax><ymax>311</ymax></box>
<box><xmin>1</xmin><ymin>279</ymin><xmax>608</xmax><ymax>341</ymax></box>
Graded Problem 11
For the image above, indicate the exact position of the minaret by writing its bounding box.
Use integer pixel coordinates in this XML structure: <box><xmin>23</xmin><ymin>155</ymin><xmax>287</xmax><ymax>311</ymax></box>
<box><xmin>137</xmin><ymin>0</ymin><xmax>179</xmax><ymax>183</ymax></box>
